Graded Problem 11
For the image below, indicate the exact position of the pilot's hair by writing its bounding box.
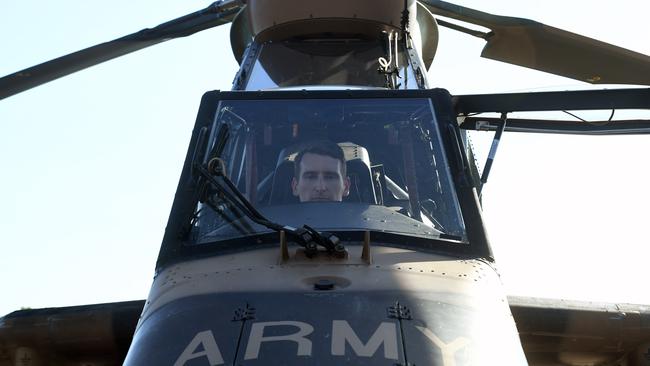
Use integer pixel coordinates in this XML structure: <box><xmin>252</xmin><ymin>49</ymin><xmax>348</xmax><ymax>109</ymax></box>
<box><xmin>293</xmin><ymin>140</ymin><xmax>347</xmax><ymax>179</ymax></box>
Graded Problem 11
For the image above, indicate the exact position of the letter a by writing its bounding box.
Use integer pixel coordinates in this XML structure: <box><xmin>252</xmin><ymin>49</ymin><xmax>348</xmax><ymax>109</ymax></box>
<box><xmin>174</xmin><ymin>330</ymin><xmax>225</xmax><ymax>366</ymax></box>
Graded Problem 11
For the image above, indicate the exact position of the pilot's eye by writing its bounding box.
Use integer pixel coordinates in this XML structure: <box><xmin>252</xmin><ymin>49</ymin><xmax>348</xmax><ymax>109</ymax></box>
<box><xmin>303</xmin><ymin>172</ymin><xmax>318</xmax><ymax>180</ymax></box>
<box><xmin>324</xmin><ymin>173</ymin><xmax>339</xmax><ymax>180</ymax></box>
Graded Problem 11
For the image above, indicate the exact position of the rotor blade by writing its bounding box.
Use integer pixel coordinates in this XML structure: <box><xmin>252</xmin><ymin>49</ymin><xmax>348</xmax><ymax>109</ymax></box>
<box><xmin>453</xmin><ymin>88</ymin><xmax>650</xmax><ymax>115</ymax></box>
<box><xmin>418</xmin><ymin>0</ymin><xmax>650</xmax><ymax>85</ymax></box>
<box><xmin>0</xmin><ymin>0</ymin><xmax>243</xmax><ymax>100</ymax></box>
<box><xmin>461</xmin><ymin>117</ymin><xmax>650</xmax><ymax>135</ymax></box>
<box><xmin>454</xmin><ymin>88</ymin><xmax>650</xmax><ymax>135</ymax></box>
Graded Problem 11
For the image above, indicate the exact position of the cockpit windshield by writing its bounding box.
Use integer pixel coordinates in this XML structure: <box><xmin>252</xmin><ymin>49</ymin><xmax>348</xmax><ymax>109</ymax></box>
<box><xmin>190</xmin><ymin>97</ymin><xmax>466</xmax><ymax>245</ymax></box>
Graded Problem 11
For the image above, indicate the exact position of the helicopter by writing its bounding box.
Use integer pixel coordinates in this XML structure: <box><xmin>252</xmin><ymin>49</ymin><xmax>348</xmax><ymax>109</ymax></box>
<box><xmin>3</xmin><ymin>0</ymin><xmax>648</xmax><ymax>364</ymax></box>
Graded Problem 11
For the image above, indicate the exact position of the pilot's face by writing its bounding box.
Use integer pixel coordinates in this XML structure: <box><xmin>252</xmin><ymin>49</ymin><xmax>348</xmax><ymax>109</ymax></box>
<box><xmin>292</xmin><ymin>153</ymin><xmax>350</xmax><ymax>202</ymax></box>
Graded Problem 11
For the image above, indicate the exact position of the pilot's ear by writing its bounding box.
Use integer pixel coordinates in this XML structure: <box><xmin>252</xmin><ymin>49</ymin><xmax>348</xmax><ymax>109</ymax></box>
<box><xmin>343</xmin><ymin>176</ymin><xmax>351</xmax><ymax>197</ymax></box>
<box><xmin>291</xmin><ymin>177</ymin><xmax>299</xmax><ymax>196</ymax></box>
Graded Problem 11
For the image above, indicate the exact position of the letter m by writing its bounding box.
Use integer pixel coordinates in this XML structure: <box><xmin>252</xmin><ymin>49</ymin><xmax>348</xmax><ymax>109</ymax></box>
<box><xmin>331</xmin><ymin>320</ymin><xmax>398</xmax><ymax>360</ymax></box>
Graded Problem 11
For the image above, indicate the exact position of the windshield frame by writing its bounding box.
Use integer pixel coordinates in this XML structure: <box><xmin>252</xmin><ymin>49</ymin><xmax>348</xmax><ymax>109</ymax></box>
<box><xmin>156</xmin><ymin>89</ymin><xmax>493</xmax><ymax>271</ymax></box>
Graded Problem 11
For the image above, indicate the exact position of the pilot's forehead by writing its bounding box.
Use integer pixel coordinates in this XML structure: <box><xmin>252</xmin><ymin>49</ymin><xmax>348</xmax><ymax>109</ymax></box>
<box><xmin>299</xmin><ymin>153</ymin><xmax>343</xmax><ymax>173</ymax></box>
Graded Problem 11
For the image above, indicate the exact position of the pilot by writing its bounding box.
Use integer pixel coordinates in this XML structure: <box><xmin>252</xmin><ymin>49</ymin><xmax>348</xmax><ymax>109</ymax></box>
<box><xmin>291</xmin><ymin>141</ymin><xmax>351</xmax><ymax>202</ymax></box>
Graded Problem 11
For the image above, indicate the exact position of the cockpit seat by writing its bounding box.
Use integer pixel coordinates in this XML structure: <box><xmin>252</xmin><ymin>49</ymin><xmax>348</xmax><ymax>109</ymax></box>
<box><xmin>268</xmin><ymin>142</ymin><xmax>377</xmax><ymax>205</ymax></box>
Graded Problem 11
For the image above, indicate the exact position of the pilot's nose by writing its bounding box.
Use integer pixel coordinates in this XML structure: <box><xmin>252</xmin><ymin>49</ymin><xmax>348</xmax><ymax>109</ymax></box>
<box><xmin>315</xmin><ymin>176</ymin><xmax>327</xmax><ymax>191</ymax></box>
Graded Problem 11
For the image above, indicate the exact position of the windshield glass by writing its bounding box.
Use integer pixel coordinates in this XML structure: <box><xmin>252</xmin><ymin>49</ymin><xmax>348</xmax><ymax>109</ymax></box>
<box><xmin>191</xmin><ymin>97</ymin><xmax>466</xmax><ymax>244</ymax></box>
<box><xmin>245</xmin><ymin>39</ymin><xmax>419</xmax><ymax>90</ymax></box>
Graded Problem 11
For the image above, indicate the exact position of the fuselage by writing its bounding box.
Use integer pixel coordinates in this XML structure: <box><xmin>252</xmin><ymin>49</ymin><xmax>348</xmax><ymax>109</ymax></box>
<box><xmin>127</xmin><ymin>247</ymin><xmax>525</xmax><ymax>365</ymax></box>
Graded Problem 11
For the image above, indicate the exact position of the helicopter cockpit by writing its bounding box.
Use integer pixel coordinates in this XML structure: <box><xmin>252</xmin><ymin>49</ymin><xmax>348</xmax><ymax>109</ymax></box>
<box><xmin>179</xmin><ymin>91</ymin><xmax>468</xmax><ymax>253</ymax></box>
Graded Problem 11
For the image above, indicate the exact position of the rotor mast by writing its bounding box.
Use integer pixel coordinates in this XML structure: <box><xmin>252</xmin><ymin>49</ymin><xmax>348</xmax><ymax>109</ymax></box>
<box><xmin>231</xmin><ymin>0</ymin><xmax>438</xmax><ymax>90</ymax></box>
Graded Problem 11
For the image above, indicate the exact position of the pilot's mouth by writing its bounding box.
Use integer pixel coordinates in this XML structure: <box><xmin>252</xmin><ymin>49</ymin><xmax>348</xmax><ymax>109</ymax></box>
<box><xmin>310</xmin><ymin>196</ymin><xmax>332</xmax><ymax>201</ymax></box>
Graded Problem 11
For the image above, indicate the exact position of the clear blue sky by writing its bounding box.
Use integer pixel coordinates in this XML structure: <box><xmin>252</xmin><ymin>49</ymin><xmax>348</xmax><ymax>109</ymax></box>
<box><xmin>1</xmin><ymin>0</ymin><xmax>649</xmax><ymax>315</ymax></box>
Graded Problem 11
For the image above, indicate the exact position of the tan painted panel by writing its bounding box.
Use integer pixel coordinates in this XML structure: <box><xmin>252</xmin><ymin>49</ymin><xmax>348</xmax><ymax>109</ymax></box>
<box><xmin>139</xmin><ymin>245</ymin><xmax>504</xmax><ymax>325</ymax></box>
<box><xmin>230</xmin><ymin>1</ymin><xmax>438</xmax><ymax>70</ymax></box>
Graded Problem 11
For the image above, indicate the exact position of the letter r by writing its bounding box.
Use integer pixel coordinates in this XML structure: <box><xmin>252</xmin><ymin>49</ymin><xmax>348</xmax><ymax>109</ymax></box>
<box><xmin>244</xmin><ymin>321</ymin><xmax>314</xmax><ymax>360</ymax></box>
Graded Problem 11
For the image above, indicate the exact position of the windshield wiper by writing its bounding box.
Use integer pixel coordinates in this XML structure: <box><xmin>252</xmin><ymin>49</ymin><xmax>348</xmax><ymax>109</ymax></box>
<box><xmin>194</xmin><ymin>160</ymin><xmax>346</xmax><ymax>258</ymax></box>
